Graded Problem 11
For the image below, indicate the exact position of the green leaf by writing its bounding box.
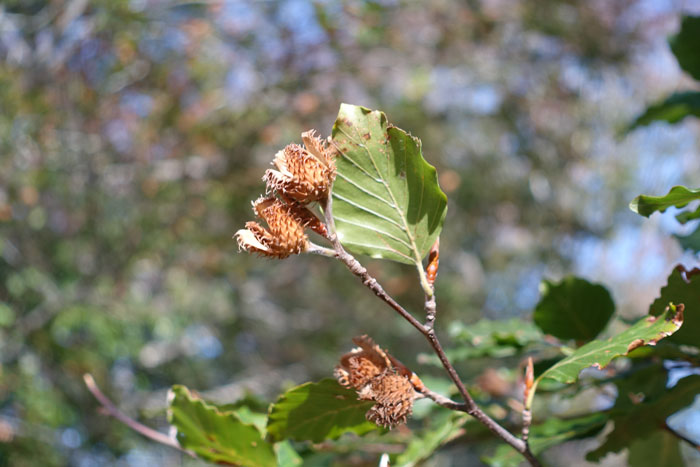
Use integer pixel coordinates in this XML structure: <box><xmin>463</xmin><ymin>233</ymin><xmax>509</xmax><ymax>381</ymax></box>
<box><xmin>167</xmin><ymin>385</ymin><xmax>276</xmax><ymax>467</ymax></box>
<box><xmin>628</xmin><ymin>91</ymin><xmax>700</xmax><ymax>130</ymax></box>
<box><xmin>675</xmin><ymin>204</ymin><xmax>700</xmax><ymax>224</ymax></box>
<box><xmin>670</xmin><ymin>16</ymin><xmax>700</xmax><ymax>81</ymax></box>
<box><xmin>649</xmin><ymin>266</ymin><xmax>700</xmax><ymax>346</ymax></box>
<box><xmin>266</xmin><ymin>379</ymin><xmax>378</xmax><ymax>443</ymax></box>
<box><xmin>629</xmin><ymin>185</ymin><xmax>700</xmax><ymax>218</ymax></box>
<box><xmin>586</xmin><ymin>375</ymin><xmax>700</xmax><ymax>461</ymax></box>
<box><xmin>537</xmin><ymin>303</ymin><xmax>683</xmax><ymax>385</ymax></box>
<box><xmin>275</xmin><ymin>441</ymin><xmax>303</xmax><ymax>467</ymax></box>
<box><xmin>610</xmin><ymin>363</ymin><xmax>669</xmax><ymax>413</ymax></box>
<box><xmin>394</xmin><ymin>411</ymin><xmax>466</xmax><ymax>467</ymax></box>
<box><xmin>234</xmin><ymin>405</ymin><xmax>269</xmax><ymax>436</ymax></box>
<box><xmin>483</xmin><ymin>413</ymin><xmax>607</xmax><ymax>467</ymax></box>
<box><xmin>627</xmin><ymin>430</ymin><xmax>684</xmax><ymax>467</ymax></box>
<box><xmin>533</xmin><ymin>277</ymin><xmax>615</xmax><ymax>341</ymax></box>
<box><xmin>423</xmin><ymin>318</ymin><xmax>543</xmax><ymax>364</ymax></box>
<box><xmin>674</xmin><ymin>224</ymin><xmax>700</xmax><ymax>253</ymax></box>
<box><xmin>331</xmin><ymin>103</ymin><xmax>447</xmax><ymax>265</ymax></box>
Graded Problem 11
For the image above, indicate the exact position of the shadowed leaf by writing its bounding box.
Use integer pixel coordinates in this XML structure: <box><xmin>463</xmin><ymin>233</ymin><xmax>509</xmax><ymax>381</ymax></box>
<box><xmin>266</xmin><ymin>379</ymin><xmax>378</xmax><ymax>443</ymax></box>
<box><xmin>534</xmin><ymin>277</ymin><xmax>615</xmax><ymax>341</ymax></box>
<box><xmin>674</xmin><ymin>224</ymin><xmax>700</xmax><ymax>253</ymax></box>
<box><xmin>627</xmin><ymin>430</ymin><xmax>683</xmax><ymax>467</ymax></box>
<box><xmin>586</xmin><ymin>375</ymin><xmax>700</xmax><ymax>461</ymax></box>
<box><xmin>649</xmin><ymin>266</ymin><xmax>700</xmax><ymax>346</ymax></box>
<box><xmin>628</xmin><ymin>91</ymin><xmax>700</xmax><ymax>130</ymax></box>
<box><xmin>670</xmin><ymin>16</ymin><xmax>700</xmax><ymax>81</ymax></box>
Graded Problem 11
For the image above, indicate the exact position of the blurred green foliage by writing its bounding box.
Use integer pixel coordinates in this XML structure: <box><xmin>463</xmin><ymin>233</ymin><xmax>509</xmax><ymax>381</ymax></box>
<box><xmin>0</xmin><ymin>1</ymin><xmax>699</xmax><ymax>465</ymax></box>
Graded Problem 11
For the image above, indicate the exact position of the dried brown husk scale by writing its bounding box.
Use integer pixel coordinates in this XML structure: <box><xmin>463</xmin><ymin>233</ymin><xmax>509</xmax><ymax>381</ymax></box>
<box><xmin>235</xmin><ymin>196</ymin><xmax>309</xmax><ymax>259</ymax></box>
<box><xmin>335</xmin><ymin>335</ymin><xmax>417</xmax><ymax>428</ymax></box>
<box><xmin>263</xmin><ymin>130</ymin><xmax>336</xmax><ymax>204</ymax></box>
<box><xmin>362</xmin><ymin>371</ymin><xmax>415</xmax><ymax>428</ymax></box>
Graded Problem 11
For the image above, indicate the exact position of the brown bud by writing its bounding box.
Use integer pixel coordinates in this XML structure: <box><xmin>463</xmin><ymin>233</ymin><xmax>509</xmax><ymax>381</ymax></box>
<box><xmin>524</xmin><ymin>357</ymin><xmax>534</xmax><ymax>404</ymax></box>
<box><xmin>263</xmin><ymin>130</ymin><xmax>336</xmax><ymax>204</ymax></box>
<box><xmin>426</xmin><ymin>238</ymin><xmax>440</xmax><ymax>286</ymax></box>
<box><xmin>234</xmin><ymin>196</ymin><xmax>308</xmax><ymax>259</ymax></box>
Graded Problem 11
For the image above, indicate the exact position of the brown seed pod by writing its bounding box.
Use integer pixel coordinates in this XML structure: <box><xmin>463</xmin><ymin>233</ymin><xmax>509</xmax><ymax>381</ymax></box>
<box><xmin>335</xmin><ymin>335</ymin><xmax>420</xmax><ymax>428</ymax></box>
<box><xmin>234</xmin><ymin>196</ymin><xmax>309</xmax><ymax>259</ymax></box>
<box><xmin>263</xmin><ymin>130</ymin><xmax>336</xmax><ymax>204</ymax></box>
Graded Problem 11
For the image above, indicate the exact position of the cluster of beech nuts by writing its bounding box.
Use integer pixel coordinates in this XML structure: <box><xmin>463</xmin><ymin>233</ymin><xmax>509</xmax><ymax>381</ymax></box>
<box><xmin>235</xmin><ymin>130</ymin><xmax>335</xmax><ymax>258</ymax></box>
<box><xmin>335</xmin><ymin>335</ymin><xmax>421</xmax><ymax>428</ymax></box>
<box><xmin>235</xmin><ymin>133</ymin><xmax>418</xmax><ymax>428</ymax></box>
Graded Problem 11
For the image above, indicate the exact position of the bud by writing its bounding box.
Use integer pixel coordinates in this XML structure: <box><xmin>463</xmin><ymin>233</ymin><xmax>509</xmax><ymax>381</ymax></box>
<box><xmin>263</xmin><ymin>130</ymin><xmax>336</xmax><ymax>204</ymax></box>
<box><xmin>335</xmin><ymin>335</ymin><xmax>418</xmax><ymax>429</ymax></box>
<box><xmin>426</xmin><ymin>238</ymin><xmax>440</xmax><ymax>286</ymax></box>
<box><xmin>235</xmin><ymin>196</ymin><xmax>309</xmax><ymax>259</ymax></box>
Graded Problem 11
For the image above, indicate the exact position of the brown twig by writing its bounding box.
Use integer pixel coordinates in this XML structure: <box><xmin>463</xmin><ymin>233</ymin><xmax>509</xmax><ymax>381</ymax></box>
<box><xmin>321</xmin><ymin>195</ymin><xmax>541</xmax><ymax>467</ymax></box>
<box><xmin>83</xmin><ymin>374</ymin><xmax>195</xmax><ymax>457</ymax></box>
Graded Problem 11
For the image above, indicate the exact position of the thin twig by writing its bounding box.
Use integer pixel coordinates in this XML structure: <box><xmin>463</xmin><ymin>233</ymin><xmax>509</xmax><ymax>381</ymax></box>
<box><xmin>321</xmin><ymin>195</ymin><xmax>426</xmax><ymax>333</ymax></box>
<box><xmin>424</xmin><ymin>292</ymin><xmax>437</xmax><ymax>331</ymax></box>
<box><xmin>321</xmin><ymin>195</ymin><xmax>541</xmax><ymax>467</ymax></box>
<box><xmin>83</xmin><ymin>374</ymin><xmax>195</xmax><ymax>457</ymax></box>
<box><xmin>665</xmin><ymin>423</ymin><xmax>700</xmax><ymax>451</ymax></box>
<box><xmin>522</xmin><ymin>357</ymin><xmax>535</xmax><ymax>444</ymax></box>
<box><xmin>418</xmin><ymin>386</ymin><xmax>467</xmax><ymax>411</ymax></box>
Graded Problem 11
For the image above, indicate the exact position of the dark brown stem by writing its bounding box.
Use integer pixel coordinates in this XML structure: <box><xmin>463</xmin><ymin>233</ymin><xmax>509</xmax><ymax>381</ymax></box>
<box><xmin>83</xmin><ymin>374</ymin><xmax>195</xmax><ymax>457</ymax></box>
<box><xmin>322</xmin><ymin>195</ymin><xmax>541</xmax><ymax>467</ymax></box>
<box><xmin>665</xmin><ymin>423</ymin><xmax>700</xmax><ymax>451</ymax></box>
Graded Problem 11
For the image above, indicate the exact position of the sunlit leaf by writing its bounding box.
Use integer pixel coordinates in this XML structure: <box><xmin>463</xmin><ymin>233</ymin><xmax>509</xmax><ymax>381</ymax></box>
<box><xmin>670</xmin><ymin>16</ymin><xmax>700</xmax><ymax>81</ymax></box>
<box><xmin>628</xmin><ymin>91</ymin><xmax>700</xmax><ymax>130</ymax></box>
<box><xmin>167</xmin><ymin>385</ymin><xmax>276</xmax><ymax>467</ymax></box>
<box><xmin>331</xmin><ymin>104</ymin><xmax>447</xmax><ymax>265</ymax></box>
<box><xmin>537</xmin><ymin>303</ymin><xmax>683</xmax><ymax>385</ymax></box>
<box><xmin>483</xmin><ymin>414</ymin><xmax>607</xmax><ymax>467</ymax></box>
<box><xmin>586</xmin><ymin>375</ymin><xmax>700</xmax><ymax>461</ymax></box>
<box><xmin>266</xmin><ymin>379</ymin><xmax>378</xmax><ymax>443</ymax></box>
<box><xmin>629</xmin><ymin>185</ymin><xmax>700</xmax><ymax>218</ymax></box>
<box><xmin>533</xmin><ymin>277</ymin><xmax>615</xmax><ymax>341</ymax></box>
<box><xmin>649</xmin><ymin>266</ymin><xmax>700</xmax><ymax>346</ymax></box>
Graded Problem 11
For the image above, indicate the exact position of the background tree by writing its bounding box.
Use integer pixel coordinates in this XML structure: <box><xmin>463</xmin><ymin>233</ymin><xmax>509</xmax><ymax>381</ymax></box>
<box><xmin>0</xmin><ymin>1</ymin><xmax>699</xmax><ymax>465</ymax></box>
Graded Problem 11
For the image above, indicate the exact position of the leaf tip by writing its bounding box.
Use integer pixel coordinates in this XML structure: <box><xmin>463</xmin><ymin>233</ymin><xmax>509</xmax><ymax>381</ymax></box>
<box><xmin>628</xmin><ymin>197</ymin><xmax>641</xmax><ymax>214</ymax></box>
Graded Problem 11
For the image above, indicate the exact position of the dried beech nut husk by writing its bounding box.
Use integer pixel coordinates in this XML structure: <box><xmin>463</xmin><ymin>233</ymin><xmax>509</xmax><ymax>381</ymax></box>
<box><xmin>263</xmin><ymin>130</ymin><xmax>336</xmax><ymax>204</ymax></box>
<box><xmin>234</xmin><ymin>196</ymin><xmax>309</xmax><ymax>259</ymax></box>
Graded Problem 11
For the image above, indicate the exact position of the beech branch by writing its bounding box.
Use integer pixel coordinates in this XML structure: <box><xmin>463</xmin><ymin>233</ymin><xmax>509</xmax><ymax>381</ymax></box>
<box><xmin>83</xmin><ymin>374</ymin><xmax>194</xmax><ymax>457</ymax></box>
<box><xmin>321</xmin><ymin>195</ymin><xmax>541</xmax><ymax>467</ymax></box>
